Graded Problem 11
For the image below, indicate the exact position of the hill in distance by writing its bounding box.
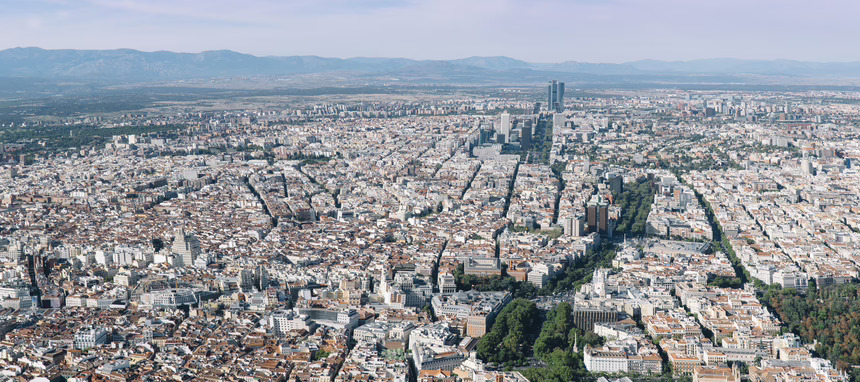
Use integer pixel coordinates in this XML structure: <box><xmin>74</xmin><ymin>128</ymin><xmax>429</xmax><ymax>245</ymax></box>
<box><xmin>2</xmin><ymin>48</ymin><xmax>860</xmax><ymax>88</ymax></box>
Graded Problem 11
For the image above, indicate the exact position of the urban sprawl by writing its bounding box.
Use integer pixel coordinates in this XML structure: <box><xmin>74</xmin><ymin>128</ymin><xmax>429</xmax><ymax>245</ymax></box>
<box><xmin>0</xmin><ymin>82</ymin><xmax>859</xmax><ymax>382</ymax></box>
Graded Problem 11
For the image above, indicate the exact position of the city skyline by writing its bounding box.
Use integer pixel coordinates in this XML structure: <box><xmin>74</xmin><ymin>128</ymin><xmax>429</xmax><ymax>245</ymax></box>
<box><xmin>3</xmin><ymin>1</ymin><xmax>860</xmax><ymax>381</ymax></box>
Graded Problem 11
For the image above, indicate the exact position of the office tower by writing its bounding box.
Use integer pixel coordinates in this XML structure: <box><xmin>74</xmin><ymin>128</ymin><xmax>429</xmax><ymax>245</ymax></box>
<box><xmin>573</xmin><ymin>215</ymin><xmax>585</xmax><ymax>237</ymax></box>
<box><xmin>561</xmin><ymin>215</ymin><xmax>586</xmax><ymax>237</ymax></box>
<box><xmin>607</xmin><ymin>174</ymin><xmax>623</xmax><ymax>194</ymax></box>
<box><xmin>256</xmin><ymin>265</ymin><xmax>269</xmax><ymax>291</ymax></box>
<box><xmin>521</xmin><ymin>124</ymin><xmax>532</xmax><ymax>151</ymax></box>
<box><xmin>586</xmin><ymin>204</ymin><xmax>610</xmax><ymax>234</ymax></box>
<box><xmin>172</xmin><ymin>228</ymin><xmax>201</xmax><ymax>267</ymax></box>
<box><xmin>553</xmin><ymin>113</ymin><xmax>565</xmax><ymax>131</ymax></box>
<box><xmin>499</xmin><ymin>111</ymin><xmax>511</xmax><ymax>143</ymax></box>
<box><xmin>547</xmin><ymin>80</ymin><xmax>565</xmax><ymax>112</ymax></box>
<box><xmin>598</xmin><ymin>206</ymin><xmax>609</xmax><ymax>233</ymax></box>
<box><xmin>561</xmin><ymin>217</ymin><xmax>573</xmax><ymax>236</ymax></box>
<box><xmin>704</xmin><ymin>107</ymin><xmax>716</xmax><ymax>117</ymax></box>
<box><xmin>587</xmin><ymin>205</ymin><xmax>598</xmax><ymax>233</ymax></box>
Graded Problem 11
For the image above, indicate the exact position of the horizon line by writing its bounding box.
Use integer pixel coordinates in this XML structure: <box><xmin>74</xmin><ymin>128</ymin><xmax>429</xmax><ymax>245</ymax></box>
<box><xmin>4</xmin><ymin>46</ymin><xmax>860</xmax><ymax>66</ymax></box>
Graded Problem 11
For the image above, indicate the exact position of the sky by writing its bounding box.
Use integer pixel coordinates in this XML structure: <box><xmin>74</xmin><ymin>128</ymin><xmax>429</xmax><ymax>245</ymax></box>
<box><xmin>1</xmin><ymin>0</ymin><xmax>858</xmax><ymax>63</ymax></box>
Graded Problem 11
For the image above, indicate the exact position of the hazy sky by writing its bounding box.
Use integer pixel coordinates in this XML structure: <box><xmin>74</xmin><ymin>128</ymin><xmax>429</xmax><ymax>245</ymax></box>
<box><xmin>2</xmin><ymin>0</ymin><xmax>857</xmax><ymax>63</ymax></box>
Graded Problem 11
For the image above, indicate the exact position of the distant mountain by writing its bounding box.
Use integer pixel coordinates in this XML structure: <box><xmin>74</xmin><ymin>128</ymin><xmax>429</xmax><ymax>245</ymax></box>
<box><xmin>536</xmin><ymin>61</ymin><xmax>641</xmax><ymax>75</ymax></box>
<box><xmin>448</xmin><ymin>56</ymin><xmax>531</xmax><ymax>71</ymax></box>
<box><xmin>2</xmin><ymin>47</ymin><xmax>860</xmax><ymax>85</ymax></box>
<box><xmin>0</xmin><ymin>47</ymin><xmax>354</xmax><ymax>81</ymax></box>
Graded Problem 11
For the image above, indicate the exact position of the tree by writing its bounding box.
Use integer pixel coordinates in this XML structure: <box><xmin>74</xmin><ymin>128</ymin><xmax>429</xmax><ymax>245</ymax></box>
<box><xmin>312</xmin><ymin>350</ymin><xmax>330</xmax><ymax>361</ymax></box>
<box><xmin>454</xmin><ymin>263</ymin><xmax>539</xmax><ymax>299</ymax></box>
<box><xmin>534</xmin><ymin>303</ymin><xmax>573</xmax><ymax>358</ymax></box>
<box><xmin>761</xmin><ymin>283</ymin><xmax>860</xmax><ymax>373</ymax></box>
<box><xmin>151</xmin><ymin>238</ymin><xmax>164</xmax><ymax>252</ymax></box>
<box><xmin>709</xmin><ymin>276</ymin><xmax>743</xmax><ymax>289</ymax></box>
<box><xmin>476</xmin><ymin>298</ymin><xmax>542</xmax><ymax>367</ymax></box>
<box><xmin>521</xmin><ymin>349</ymin><xmax>588</xmax><ymax>382</ymax></box>
<box><xmin>615</xmin><ymin>179</ymin><xmax>655</xmax><ymax>237</ymax></box>
<box><xmin>540</xmin><ymin>242</ymin><xmax>617</xmax><ymax>295</ymax></box>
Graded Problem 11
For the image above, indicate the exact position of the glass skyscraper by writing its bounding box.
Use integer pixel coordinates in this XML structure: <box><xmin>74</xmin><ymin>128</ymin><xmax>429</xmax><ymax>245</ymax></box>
<box><xmin>547</xmin><ymin>80</ymin><xmax>564</xmax><ymax>112</ymax></box>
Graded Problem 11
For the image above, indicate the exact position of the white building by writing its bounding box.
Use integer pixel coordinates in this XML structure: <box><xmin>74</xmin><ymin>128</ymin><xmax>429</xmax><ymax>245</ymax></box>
<box><xmin>410</xmin><ymin>322</ymin><xmax>465</xmax><ymax>372</ymax></box>
<box><xmin>171</xmin><ymin>228</ymin><xmax>201</xmax><ymax>267</ymax></box>
<box><xmin>268</xmin><ymin>310</ymin><xmax>315</xmax><ymax>334</ymax></box>
<box><xmin>140</xmin><ymin>289</ymin><xmax>197</xmax><ymax>308</ymax></box>
<box><xmin>74</xmin><ymin>327</ymin><xmax>109</xmax><ymax>350</ymax></box>
<box><xmin>438</xmin><ymin>273</ymin><xmax>457</xmax><ymax>294</ymax></box>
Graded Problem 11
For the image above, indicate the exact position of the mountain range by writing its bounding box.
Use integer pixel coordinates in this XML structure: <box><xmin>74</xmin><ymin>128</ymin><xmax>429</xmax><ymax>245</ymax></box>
<box><xmin>3</xmin><ymin>47</ymin><xmax>860</xmax><ymax>84</ymax></box>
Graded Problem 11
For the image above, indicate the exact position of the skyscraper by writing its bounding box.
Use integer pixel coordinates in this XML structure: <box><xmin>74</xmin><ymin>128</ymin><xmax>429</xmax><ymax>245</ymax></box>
<box><xmin>499</xmin><ymin>111</ymin><xmax>511</xmax><ymax>143</ymax></box>
<box><xmin>547</xmin><ymin>80</ymin><xmax>565</xmax><ymax>113</ymax></box>
<box><xmin>587</xmin><ymin>205</ymin><xmax>598</xmax><ymax>232</ymax></box>
<box><xmin>598</xmin><ymin>206</ymin><xmax>609</xmax><ymax>234</ymax></box>
<box><xmin>521</xmin><ymin>124</ymin><xmax>532</xmax><ymax>151</ymax></box>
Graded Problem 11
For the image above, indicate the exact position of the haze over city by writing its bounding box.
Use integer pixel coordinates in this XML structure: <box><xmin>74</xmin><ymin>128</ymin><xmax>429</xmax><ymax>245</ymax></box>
<box><xmin>4</xmin><ymin>0</ymin><xmax>860</xmax><ymax>62</ymax></box>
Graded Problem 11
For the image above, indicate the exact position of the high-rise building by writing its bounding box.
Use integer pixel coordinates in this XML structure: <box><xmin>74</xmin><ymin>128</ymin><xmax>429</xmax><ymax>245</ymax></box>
<box><xmin>598</xmin><ymin>206</ymin><xmax>609</xmax><ymax>233</ymax></box>
<box><xmin>548</xmin><ymin>80</ymin><xmax>565</xmax><ymax>112</ymax></box>
<box><xmin>561</xmin><ymin>217</ymin><xmax>574</xmax><ymax>236</ymax></box>
<box><xmin>499</xmin><ymin>111</ymin><xmax>511</xmax><ymax>143</ymax></box>
<box><xmin>172</xmin><ymin>228</ymin><xmax>201</xmax><ymax>267</ymax></box>
<box><xmin>587</xmin><ymin>204</ymin><xmax>610</xmax><ymax>234</ymax></box>
<box><xmin>257</xmin><ymin>265</ymin><xmax>269</xmax><ymax>291</ymax></box>
<box><xmin>521</xmin><ymin>124</ymin><xmax>532</xmax><ymax>151</ymax></box>
<box><xmin>561</xmin><ymin>215</ymin><xmax>585</xmax><ymax>237</ymax></box>
<box><xmin>572</xmin><ymin>215</ymin><xmax>585</xmax><ymax>237</ymax></box>
<box><xmin>587</xmin><ymin>205</ymin><xmax>598</xmax><ymax>232</ymax></box>
<box><xmin>240</xmin><ymin>265</ymin><xmax>270</xmax><ymax>293</ymax></box>
<box><xmin>607</xmin><ymin>174</ymin><xmax>623</xmax><ymax>194</ymax></box>
<box><xmin>553</xmin><ymin>113</ymin><xmax>566</xmax><ymax>131</ymax></box>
